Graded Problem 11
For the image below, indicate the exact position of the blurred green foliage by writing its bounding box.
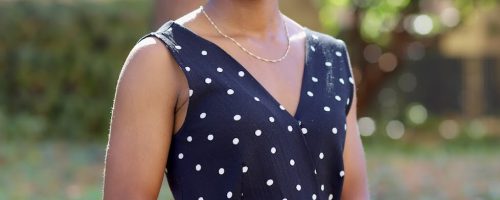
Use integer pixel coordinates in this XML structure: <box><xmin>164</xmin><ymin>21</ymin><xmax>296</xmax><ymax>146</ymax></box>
<box><xmin>319</xmin><ymin>0</ymin><xmax>498</xmax><ymax>46</ymax></box>
<box><xmin>1</xmin><ymin>0</ymin><xmax>498</xmax><ymax>143</ymax></box>
<box><xmin>0</xmin><ymin>0</ymin><xmax>151</xmax><ymax>141</ymax></box>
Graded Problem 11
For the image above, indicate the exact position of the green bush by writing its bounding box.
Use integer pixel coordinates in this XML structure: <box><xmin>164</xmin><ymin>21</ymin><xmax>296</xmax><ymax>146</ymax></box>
<box><xmin>0</xmin><ymin>0</ymin><xmax>152</xmax><ymax>141</ymax></box>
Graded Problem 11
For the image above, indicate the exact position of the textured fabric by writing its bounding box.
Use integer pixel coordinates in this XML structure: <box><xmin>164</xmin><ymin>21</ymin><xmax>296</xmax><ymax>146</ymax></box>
<box><xmin>137</xmin><ymin>20</ymin><xmax>354</xmax><ymax>200</ymax></box>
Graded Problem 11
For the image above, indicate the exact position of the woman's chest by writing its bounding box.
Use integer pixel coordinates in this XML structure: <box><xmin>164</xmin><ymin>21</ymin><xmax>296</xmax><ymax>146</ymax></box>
<box><xmin>173</xmin><ymin>63</ymin><xmax>350</xmax><ymax>148</ymax></box>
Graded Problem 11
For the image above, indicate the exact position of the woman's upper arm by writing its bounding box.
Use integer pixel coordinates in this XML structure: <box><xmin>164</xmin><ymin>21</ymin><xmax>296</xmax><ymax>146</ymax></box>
<box><xmin>103</xmin><ymin>37</ymin><xmax>179</xmax><ymax>199</ymax></box>
<box><xmin>341</xmin><ymin>76</ymin><xmax>370</xmax><ymax>199</ymax></box>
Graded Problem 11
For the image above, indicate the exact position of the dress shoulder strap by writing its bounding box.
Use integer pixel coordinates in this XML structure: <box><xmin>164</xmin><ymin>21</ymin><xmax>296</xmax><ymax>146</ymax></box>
<box><xmin>136</xmin><ymin>20</ymin><xmax>191</xmax><ymax>70</ymax></box>
<box><xmin>309</xmin><ymin>30</ymin><xmax>355</xmax><ymax>115</ymax></box>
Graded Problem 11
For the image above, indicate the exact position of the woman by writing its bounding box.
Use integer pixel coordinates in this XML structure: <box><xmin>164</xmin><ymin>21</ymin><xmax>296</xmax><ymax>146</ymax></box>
<box><xmin>103</xmin><ymin>0</ymin><xmax>369</xmax><ymax>199</ymax></box>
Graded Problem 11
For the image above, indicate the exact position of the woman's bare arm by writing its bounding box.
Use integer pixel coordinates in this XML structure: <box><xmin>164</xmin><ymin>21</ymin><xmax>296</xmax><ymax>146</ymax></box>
<box><xmin>102</xmin><ymin>37</ymin><xmax>179</xmax><ymax>199</ymax></box>
<box><xmin>341</xmin><ymin>82</ymin><xmax>370</xmax><ymax>199</ymax></box>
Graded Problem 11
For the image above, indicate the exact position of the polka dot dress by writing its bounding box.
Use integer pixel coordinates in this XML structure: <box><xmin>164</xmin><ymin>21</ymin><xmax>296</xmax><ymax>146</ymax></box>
<box><xmin>137</xmin><ymin>20</ymin><xmax>355</xmax><ymax>200</ymax></box>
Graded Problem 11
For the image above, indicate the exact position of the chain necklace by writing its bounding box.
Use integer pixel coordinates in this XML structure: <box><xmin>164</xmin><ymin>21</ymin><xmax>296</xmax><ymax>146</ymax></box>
<box><xmin>200</xmin><ymin>5</ymin><xmax>291</xmax><ymax>63</ymax></box>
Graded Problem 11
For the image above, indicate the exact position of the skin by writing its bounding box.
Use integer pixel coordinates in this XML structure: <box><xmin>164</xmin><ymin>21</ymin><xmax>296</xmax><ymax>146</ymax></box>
<box><xmin>102</xmin><ymin>0</ymin><xmax>369</xmax><ymax>199</ymax></box>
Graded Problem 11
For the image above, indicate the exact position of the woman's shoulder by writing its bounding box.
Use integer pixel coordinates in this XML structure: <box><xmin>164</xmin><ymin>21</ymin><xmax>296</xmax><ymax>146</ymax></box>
<box><xmin>306</xmin><ymin>28</ymin><xmax>348</xmax><ymax>50</ymax></box>
<box><xmin>118</xmin><ymin>34</ymin><xmax>182</xmax><ymax>104</ymax></box>
<box><xmin>283</xmin><ymin>15</ymin><xmax>348</xmax><ymax>50</ymax></box>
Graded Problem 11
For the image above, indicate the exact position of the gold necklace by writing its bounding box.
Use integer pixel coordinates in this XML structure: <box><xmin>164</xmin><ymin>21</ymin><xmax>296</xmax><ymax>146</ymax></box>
<box><xmin>200</xmin><ymin>5</ymin><xmax>291</xmax><ymax>63</ymax></box>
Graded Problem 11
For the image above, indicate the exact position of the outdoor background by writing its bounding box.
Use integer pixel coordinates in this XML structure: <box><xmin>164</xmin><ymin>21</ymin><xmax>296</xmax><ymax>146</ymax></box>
<box><xmin>1</xmin><ymin>0</ymin><xmax>499</xmax><ymax>199</ymax></box>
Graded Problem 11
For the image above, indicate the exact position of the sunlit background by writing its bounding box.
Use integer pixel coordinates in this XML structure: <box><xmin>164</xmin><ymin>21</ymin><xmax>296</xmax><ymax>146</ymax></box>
<box><xmin>0</xmin><ymin>0</ymin><xmax>499</xmax><ymax>199</ymax></box>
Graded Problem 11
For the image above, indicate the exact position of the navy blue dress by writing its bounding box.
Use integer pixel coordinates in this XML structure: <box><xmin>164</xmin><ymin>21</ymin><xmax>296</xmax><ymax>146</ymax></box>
<box><xmin>138</xmin><ymin>20</ymin><xmax>355</xmax><ymax>200</ymax></box>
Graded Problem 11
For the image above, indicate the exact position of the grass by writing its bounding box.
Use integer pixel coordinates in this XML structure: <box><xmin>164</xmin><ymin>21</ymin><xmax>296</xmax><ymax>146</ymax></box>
<box><xmin>0</xmin><ymin>140</ymin><xmax>498</xmax><ymax>200</ymax></box>
<box><xmin>366</xmin><ymin>144</ymin><xmax>500</xmax><ymax>200</ymax></box>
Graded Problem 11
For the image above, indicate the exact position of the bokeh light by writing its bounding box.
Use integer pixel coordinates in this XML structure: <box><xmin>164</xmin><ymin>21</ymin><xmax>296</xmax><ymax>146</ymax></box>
<box><xmin>358</xmin><ymin>117</ymin><xmax>376</xmax><ymax>137</ymax></box>
<box><xmin>439</xmin><ymin>119</ymin><xmax>460</xmax><ymax>139</ymax></box>
<box><xmin>413</xmin><ymin>14</ymin><xmax>434</xmax><ymax>35</ymax></box>
<box><xmin>440</xmin><ymin>7</ymin><xmax>460</xmax><ymax>27</ymax></box>
<box><xmin>378</xmin><ymin>52</ymin><xmax>398</xmax><ymax>72</ymax></box>
<box><xmin>378</xmin><ymin>88</ymin><xmax>398</xmax><ymax>108</ymax></box>
<box><xmin>398</xmin><ymin>72</ymin><xmax>417</xmax><ymax>92</ymax></box>
<box><xmin>466</xmin><ymin>120</ymin><xmax>488</xmax><ymax>140</ymax></box>
<box><xmin>386</xmin><ymin>120</ymin><xmax>405</xmax><ymax>139</ymax></box>
<box><xmin>407</xmin><ymin>103</ymin><xmax>428</xmax><ymax>125</ymax></box>
<box><xmin>363</xmin><ymin>44</ymin><xmax>382</xmax><ymax>63</ymax></box>
<box><xmin>406</xmin><ymin>41</ymin><xmax>426</xmax><ymax>61</ymax></box>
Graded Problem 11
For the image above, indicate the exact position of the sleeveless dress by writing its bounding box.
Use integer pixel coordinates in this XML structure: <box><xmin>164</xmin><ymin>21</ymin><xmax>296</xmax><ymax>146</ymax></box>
<box><xmin>137</xmin><ymin>20</ymin><xmax>355</xmax><ymax>200</ymax></box>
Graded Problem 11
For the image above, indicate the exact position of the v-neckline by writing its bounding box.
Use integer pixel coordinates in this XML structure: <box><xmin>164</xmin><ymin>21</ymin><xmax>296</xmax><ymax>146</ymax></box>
<box><xmin>170</xmin><ymin>20</ymin><xmax>312</xmax><ymax>122</ymax></box>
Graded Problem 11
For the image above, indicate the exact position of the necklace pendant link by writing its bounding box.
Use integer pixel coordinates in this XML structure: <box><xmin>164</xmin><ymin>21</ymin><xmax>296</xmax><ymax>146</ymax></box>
<box><xmin>200</xmin><ymin>5</ymin><xmax>291</xmax><ymax>63</ymax></box>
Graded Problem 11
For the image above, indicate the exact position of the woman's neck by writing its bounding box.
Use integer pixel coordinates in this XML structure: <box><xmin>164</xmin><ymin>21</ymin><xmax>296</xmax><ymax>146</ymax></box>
<box><xmin>202</xmin><ymin>0</ymin><xmax>283</xmax><ymax>39</ymax></box>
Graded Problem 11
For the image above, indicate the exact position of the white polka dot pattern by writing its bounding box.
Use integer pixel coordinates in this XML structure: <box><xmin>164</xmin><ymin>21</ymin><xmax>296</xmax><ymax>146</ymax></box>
<box><xmin>270</xmin><ymin>147</ymin><xmax>276</xmax><ymax>154</ymax></box>
<box><xmin>266</xmin><ymin>179</ymin><xmax>273</xmax><ymax>186</ymax></box>
<box><xmin>144</xmin><ymin>21</ymin><xmax>355</xmax><ymax>200</ymax></box>
<box><xmin>279</xmin><ymin>105</ymin><xmax>286</xmax><ymax>110</ymax></box>
<box><xmin>332</xmin><ymin>127</ymin><xmax>338</xmax><ymax>134</ymax></box>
